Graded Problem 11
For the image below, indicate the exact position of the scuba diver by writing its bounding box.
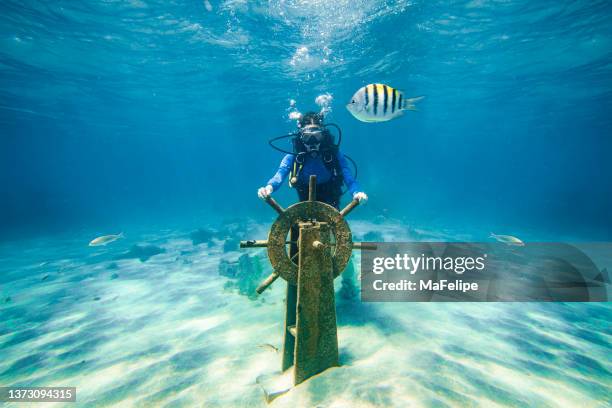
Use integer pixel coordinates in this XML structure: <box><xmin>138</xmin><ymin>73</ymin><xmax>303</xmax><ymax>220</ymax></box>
<box><xmin>257</xmin><ymin>111</ymin><xmax>368</xmax><ymax>208</ymax></box>
<box><xmin>258</xmin><ymin>111</ymin><xmax>365</xmax><ymax>322</ymax></box>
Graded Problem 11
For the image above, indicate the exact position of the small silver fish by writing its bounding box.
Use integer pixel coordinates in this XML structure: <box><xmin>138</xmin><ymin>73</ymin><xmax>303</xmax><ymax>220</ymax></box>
<box><xmin>257</xmin><ymin>343</ymin><xmax>279</xmax><ymax>353</ymax></box>
<box><xmin>346</xmin><ymin>83</ymin><xmax>424</xmax><ymax>122</ymax></box>
<box><xmin>490</xmin><ymin>233</ymin><xmax>524</xmax><ymax>246</ymax></box>
<box><xmin>89</xmin><ymin>233</ymin><xmax>124</xmax><ymax>247</ymax></box>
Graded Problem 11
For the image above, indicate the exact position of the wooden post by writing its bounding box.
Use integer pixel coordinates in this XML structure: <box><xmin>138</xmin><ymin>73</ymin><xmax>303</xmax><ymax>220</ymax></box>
<box><xmin>340</xmin><ymin>199</ymin><xmax>359</xmax><ymax>217</ymax></box>
<box><xmin>281</xmin><ymin>283</ymin><xmax>297</xmax><ymax>371</ymax></box>
<box><xmin>292</xmin><ymin>221</ymin><xmax>339</xmax><ymax>384</ymax></box>
<box><xmin>265</xmin><ymin>196</ymin><xmax>285</xmax><ymax>215</ymax></box>
<box><xmin>308</xmin><ymin>175</ymin><xmax>316</xmax><ymax>202</ymax></box>
<box><xmin>243</xmin><ymin>180</ymin><xmax>369</xmax><ymax>400</ymax></box>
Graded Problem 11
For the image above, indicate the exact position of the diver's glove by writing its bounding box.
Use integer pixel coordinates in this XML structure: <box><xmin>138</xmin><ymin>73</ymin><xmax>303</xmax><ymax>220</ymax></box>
<box><xmin>353</xmin><ymin>192</ymin><xmax>368</xmax><ymax>204</ymax></box>
<box><xmin>257</xmin><ymin>185</ymin><xmax>274</xmax><ymax>200</ymax></box>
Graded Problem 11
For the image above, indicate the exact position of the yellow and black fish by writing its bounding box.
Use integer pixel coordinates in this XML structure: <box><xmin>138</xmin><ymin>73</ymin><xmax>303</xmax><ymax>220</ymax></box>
<box><xmin>346</xmin><ymin>83</ymin><xmax>424</xmax><ymax>122</ymax></box>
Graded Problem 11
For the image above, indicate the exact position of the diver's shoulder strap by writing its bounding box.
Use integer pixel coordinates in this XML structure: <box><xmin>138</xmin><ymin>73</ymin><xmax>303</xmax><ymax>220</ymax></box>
<box><xmin>289</xmin><ymin>159</ymin><xmax>303</xmax><ymax>188</ymax></box>
<box><xmin>289</xmin><ymin>147</ymin><xmax>342</xmax><ymax>188</ymax></box>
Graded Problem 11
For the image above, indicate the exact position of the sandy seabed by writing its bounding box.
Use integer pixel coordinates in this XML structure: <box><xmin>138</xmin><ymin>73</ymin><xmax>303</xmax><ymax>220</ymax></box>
<box><xmin>0</xmin><ymin>220</ymin><xmax>610</xmax><ymax>407</ymax></box>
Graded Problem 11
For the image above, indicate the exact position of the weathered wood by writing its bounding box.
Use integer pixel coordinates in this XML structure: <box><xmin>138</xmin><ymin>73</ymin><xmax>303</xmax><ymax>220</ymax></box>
<box><xmin>312</xmin><ymin>240</ymin><xmax>325</xmax><ymax>249</ymax></box>
<box><xmin>293</xmin><ymin>222</ymin><xmax>339</xmax><ymax>385</ymax></box>
<box><xmin>308</xmin><ymin>175</ymin><xmax>316</xmax><ymax>201</ymax></box>
<box><xmin>265</xmin><ymin>196</ymin><xmax>285</xmax><ymax>215</ymax></box>
<box><xmin>256</xmin><ymin>272</ymin><xmax>279</xmax><ymax>294</ymax></box>
<box><xmin>267</xmin><ymin>200</ymin><xmax>353</xmax><ymax>284</ymax></box>
<box><xmin>340</xmin><ymin>199</ymin><xmax>359</xmax><ymax>217</ymax></box>
<box><xmin>241</xmin><ymin>174</ymin><xmax>377</xmax><ymax>394</ymax></box>
<box><xmin>281</xmin><ymin>283</ymin><xmax>297</xmax><ymax>371</ymax></box>
<box><xmin>353</xmin><ymin>242</ymin><xmax>378</xmax><ymax>250</ymax></box>
<box><xmin>240</xmin><ymin>240</ymin><xmax>268</xmax><ymax>248</ymax></box>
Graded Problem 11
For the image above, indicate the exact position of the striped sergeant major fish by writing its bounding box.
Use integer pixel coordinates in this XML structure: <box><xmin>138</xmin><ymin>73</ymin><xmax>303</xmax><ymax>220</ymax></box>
<box><xmin>346</xmin><ymin>83</ymin><xmax>424</xmax><ymax>122</ymax></box>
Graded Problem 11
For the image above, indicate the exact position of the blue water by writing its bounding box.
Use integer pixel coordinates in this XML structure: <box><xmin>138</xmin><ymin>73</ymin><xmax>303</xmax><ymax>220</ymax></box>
<box><xmin>1</xmin><ymin>0</ymin><xmax>611</xmax><ymax>239</ymax></box>
<box><xmin>1</xmin><ymin>1</ymin><xmax>611</xmax><ymax>407</ymax></box>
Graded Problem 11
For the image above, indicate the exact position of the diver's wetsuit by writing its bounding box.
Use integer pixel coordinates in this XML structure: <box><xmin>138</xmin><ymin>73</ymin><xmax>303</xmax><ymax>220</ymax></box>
<box><xmin>266</xmin><ymin>150</ymin><xmax>360</xmax><ymax>208</ymax></box>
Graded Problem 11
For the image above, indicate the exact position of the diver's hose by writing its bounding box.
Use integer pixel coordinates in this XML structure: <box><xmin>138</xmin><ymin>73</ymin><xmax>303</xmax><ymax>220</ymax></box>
<box><xmin>269</xmin><ymin>123</ymin><xmax>342</xmax><ymax>154</ymax></box>
<box><xmin>268</xmin><ymin>132</ymin><xmax>298</xmax><ymax>155</ymax></box>
<box><xmin>344</xmin><ymin>154</ymin><xmax>358</xmax><ymax>181</ymax></box>
<box><xmin>325</xmin><ymin>123</ymin><xmax>342</xmax><ymax>147</ymax></box>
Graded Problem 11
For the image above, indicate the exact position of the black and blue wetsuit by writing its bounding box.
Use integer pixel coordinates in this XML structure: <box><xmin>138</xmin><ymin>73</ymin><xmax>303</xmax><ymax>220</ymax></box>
<box><xmin>267</xmin><ymin>151</ymin><xmax>360</xmax><ymax>208</ymax></box>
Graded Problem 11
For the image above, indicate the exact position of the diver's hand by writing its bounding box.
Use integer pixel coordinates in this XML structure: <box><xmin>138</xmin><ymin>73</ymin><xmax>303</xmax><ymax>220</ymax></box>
<box><xmin>258</xmin><ymin>185</ymin><xmax>274</xmax><ymax>200</ymax></box>
<box><xmin>353</xmin><ymin>192</ymin><xmax>368</xmax><ymax>204</ymax></box>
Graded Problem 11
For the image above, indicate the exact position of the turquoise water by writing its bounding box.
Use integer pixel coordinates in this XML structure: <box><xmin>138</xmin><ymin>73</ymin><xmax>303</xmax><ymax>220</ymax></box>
<box><xmin>1</xmin><ymin>224</ymin><xmax>610</xmax><ymax>407</ymax></box>
<box><xmin>1</xmin><ymin>1</ymin><xmax>611</xmax><ymax>407</ymax></box>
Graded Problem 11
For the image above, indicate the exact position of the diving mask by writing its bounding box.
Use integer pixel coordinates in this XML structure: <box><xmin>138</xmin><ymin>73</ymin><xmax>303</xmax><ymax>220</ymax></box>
<box><xmin>300</xmin><ymin>124</ymin><xmax>325</xmax><ymax>146</ymax></box>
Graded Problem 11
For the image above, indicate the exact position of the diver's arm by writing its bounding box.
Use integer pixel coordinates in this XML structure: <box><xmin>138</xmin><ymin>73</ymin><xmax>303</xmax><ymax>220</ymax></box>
<box><xmin>338</xmin><ymin>152</ymin><xmax>367</xmax><ymax>202</ymax></box>
<box><xmin>266</xmin><ymin>154</ymin><xmax>295</xmax><ymax>192</ymax></box>
<box><xmin>338</xmin><ymin>152</ymin><xmax>360</xmax><ymax>195</ymax></box>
